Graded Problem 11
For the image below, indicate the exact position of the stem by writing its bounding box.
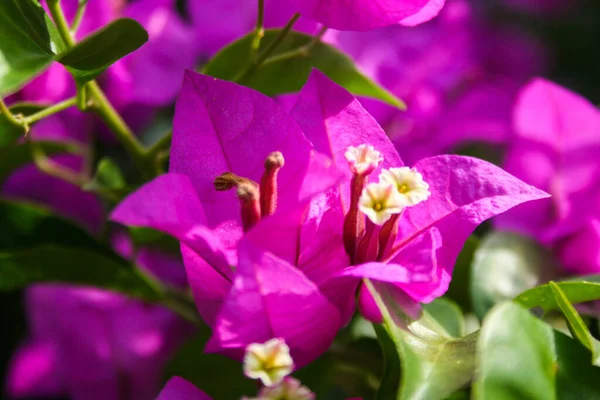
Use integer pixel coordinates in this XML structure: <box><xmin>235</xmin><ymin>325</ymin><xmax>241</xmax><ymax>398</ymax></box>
<box><xmin>261</xmin><ymin>26</ymin><xmax>328</xmax><ymax>67</ymax></box>
<box><xmin>249</xmin><ymin>0</ymin><xmax>265</xmax><ymax>60</ymax></box>
<box><xmin>234</xmin><ymin>13</ymin><xmax>301</xmax><ymax>82</ymax></box>
<box><xmin>70</xmin><ymin>0</ymin><xmax>88</xmax><ymax>33</ymax></box>
<box><xmin>31</xmin><ymin>143</ymin><xmax>88</xmax><ymax>187</ymax></box>
<box><xmin>0</xmin><ymin>98</ymin><xmax>23</xmax><ymax>127</ymax></box>
<box><xmin>46</xmin><ymin>0</ymin><xmax>151</xmax><ymax>177</ymax></box>
<box><xmin>24</xmin><ymin>97</ymin><xmax>77</xmax><ymax>125</ymax></box>
<box><xmin>46</xmin><ymin>0</ymin><xmax>76</xmax><ymax>47</ymax></box>
<box><xmin>87</xmin><ymin>81</ymin><xmax>150</xmax><ymax>176</ymax></box>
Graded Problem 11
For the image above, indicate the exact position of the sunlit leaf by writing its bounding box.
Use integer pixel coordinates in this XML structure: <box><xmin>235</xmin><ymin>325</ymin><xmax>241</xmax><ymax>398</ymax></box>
<box><xmin>204</xmin><ymin>29</ymin><xmax>405</xmax><ymax>109</ymax></box>
<box><xmin>56</xmin><ymin>18</ymin><xmax>148</xmax><ymax>84</ymax></box>
<box><xmin>549</xmin><ymin>282</ymin><xmax>600</xmax><ymax>366</ymax></box>
<box><xmin>473</xmin><ymin>302</ymin><xmax>556</xmax><ymax>400</ymax></box>
<box><xmin>515</xmin><ymin>277</ymin><xmax>600</xmax><ymax>311</ymax></box>
<box><xmin>0</xmin><ymin>0</ymin><xmax>56</xmax><ymax>94</ymax></box>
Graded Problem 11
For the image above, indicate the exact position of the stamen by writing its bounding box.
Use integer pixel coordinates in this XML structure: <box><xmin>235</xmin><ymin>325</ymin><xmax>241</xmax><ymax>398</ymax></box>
<box><xmin>343</xmin><ymin>144</ymin><xmax>383</xmax><ymax>262</ymax></box>
<box><xmin>356</xmin><ymin>218</ymin><xmax>381</xmax><ymax>263</ymax></box>
<box><xmin>359</xmin><ymin>182</ymin><xmax>405</xmax><ymax>226</ymax></box>
<box><xmin>379</xmin><ymin>167</ymin><xmax>431</xmax><ymax>207</ymax></box>
<box><xmin>214</xmin><ymin>172</ymin><xmax>252</xmax><ymax>191</ymax></box>
<box><xmin>243</xmin><ymin>338</ymin><xmax>294</xmax><ymax>387</ymax></box>
<box><xmin>237</xmin><ymin>182</ymin><xmax>261</xmax><ymax>232</ymax></box>
<box><xmin>343</xmin><ymin>174</ymin><xmax>366</xmax><ymax>263</ymax></box>
<box><xmin>260</xmin><ymin>151</ymin><xmax>285</xmax><ymax>217</ymax></box>
<box><xmin>344</xmin><ymin>144</ymin><xmax>383</xmax><ymax>176</ymax></box>
<box><xmin>377</xmin><ymin>212</ymin><xmax>402</xmax><ymax>261</ymax></box>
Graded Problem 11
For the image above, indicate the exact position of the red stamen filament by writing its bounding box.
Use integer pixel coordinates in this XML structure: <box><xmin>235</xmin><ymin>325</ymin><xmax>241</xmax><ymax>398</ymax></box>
<box><xmin>260</xmin><ymin>152</ymin><xmax>284</xmax><ymax>217</ymax></box>
<box><xmin>356</xmin><ymin>218</ymin><xmax>380</xmax><ymax>263</ymax></box>
<box><xmin>343</xmin><ymin>174</ymin><xmax>367</xmax><ymax>263</ymax></box>
<box><xmin>237</xmin><ymin>183</ymin><xmax>261</xmax><ymax>232</ymax></box>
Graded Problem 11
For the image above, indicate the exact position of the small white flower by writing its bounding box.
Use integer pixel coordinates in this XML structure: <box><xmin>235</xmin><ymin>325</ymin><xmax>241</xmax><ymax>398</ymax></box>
<box><xmin>344</xmin><ymin>144</ymin><xmax>383</xmax><ymax>175</ymax></box>
<box><xmin>359</xmin><ymin>182</ymin><xmax>405</xmax><ymax>225</ymax></box>
<box><xmin>243</xmin><ymin>338</ymin><xmax>294</xmax><ymax>387</ymax></box>
<box><xmin>244</xmin><ymin>377</ymin><xmax>315</xmax><ymax>400</ymax></box>
<box><xmin>379</xmin><ymin>167</ymin><xmax>431</xmax><ymax>207</ymax></box>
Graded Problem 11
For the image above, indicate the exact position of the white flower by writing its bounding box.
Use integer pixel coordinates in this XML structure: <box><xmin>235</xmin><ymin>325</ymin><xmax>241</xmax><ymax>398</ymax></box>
<box><xmin>344</xmin><ymin>144</ymin><xmax>383</xmax><ymax>175</ymax></box>
<box><xmin>243</xmin><ymin>338</ymin><xmax>294</xmax><ymax>387</ymax></box>
<box><xmin>359</xmin><ymin>182</ymin><xmax>405</xmax><ymax>225</ymax></box>
<box><xmin>379</xmin><ymin>167</ymin><xmax>431</xmax><ymax>207</ymax></box>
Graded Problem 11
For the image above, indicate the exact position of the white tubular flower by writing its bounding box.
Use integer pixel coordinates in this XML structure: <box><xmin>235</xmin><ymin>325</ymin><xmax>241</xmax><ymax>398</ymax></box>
<box><xmin>379</xmin><ymin>167</ymin><xmax>431</xmax><ymax>207</ymax></box>
<box><xmin>243</xmin><ymin>338</ymin><xmax>294</xmax><ymax>387</ymax></box>
<box><xmin>344</xmin><ymin>144</ymin><xmax>383</xmax><ymax>175</ymax></box>
<box><xmin>244</xmin><ymin>377</ymin><xmax>315</xmax><ymax>400</ymax></box>
<box><xmin>359</xmin><ymin>182</ymin><xmax>405</xmax><ymax>225</ymax></box>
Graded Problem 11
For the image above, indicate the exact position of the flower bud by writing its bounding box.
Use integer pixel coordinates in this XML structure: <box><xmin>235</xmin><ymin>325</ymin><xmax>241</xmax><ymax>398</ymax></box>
<box><xmin>344</xmin><ymin>144</ymin><xmax>383</xmax><ymax>176</ymax></box>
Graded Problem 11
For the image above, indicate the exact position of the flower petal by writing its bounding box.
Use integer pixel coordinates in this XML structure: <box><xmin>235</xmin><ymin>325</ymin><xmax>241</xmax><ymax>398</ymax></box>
<box><xmin>205</xmin><ymin>239</ymin><xmax>341</xmax><ymax>368</ymax></box>
<box><xmin>170</xmin><ymin>71</ymin><xmax>313</xmax><ymax>227</ymax></box>
<box><xmin>389</xmin><ymin>155</ymin><xmax>549</xmax><ymax>301</ymax></box>
<box><xmin>157</xmin><ymin>377</ymin><xmax>212</xmax><ymax>400</ymax></box>
<box><xmin>111</xmin><ymin>173</ymin><xmax>206</xmax><ymax>239</ymax></box>
<box><xmin>289</xmin><ymin>0</ymin><xmax>445</xmax><ymax>31</ymax></box>
<box><xmin>291</xmin><ymin>70</ymin><xmax>402</xmax><ymax>210</ymax></box>
<box><xmin>7</xmin><ymin>340</ymin><xmax>63</xmax><ymax>398</ymax></box>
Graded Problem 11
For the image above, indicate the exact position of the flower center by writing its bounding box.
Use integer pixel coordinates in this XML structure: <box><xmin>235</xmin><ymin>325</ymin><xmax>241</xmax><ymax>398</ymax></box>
<box><xmin>243</xmin><ymin>338</ymin><xmax>295</xmax><ymax>387</ymax></box>
<box><xmin>343</xmin><ymin>145</ymin><xmax>431</xmax><ymax>263</ymax></box>
<box><xmin>213</xmin><ymin>151</ymin><xmax>285</xmax><ymax>232</ymax></box>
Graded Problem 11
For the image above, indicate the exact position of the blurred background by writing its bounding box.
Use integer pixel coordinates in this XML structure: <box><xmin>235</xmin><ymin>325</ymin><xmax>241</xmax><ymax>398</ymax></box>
<box><xmin>1</xmin><ymin>0</ymin><xmax>599</xmax><ymax>398</ymax></box>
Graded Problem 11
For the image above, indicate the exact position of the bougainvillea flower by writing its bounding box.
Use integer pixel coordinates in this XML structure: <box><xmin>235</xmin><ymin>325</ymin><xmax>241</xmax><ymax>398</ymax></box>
<box><xmin>112</xmin><ymin>70</ymin><xmax>345</xmax><ymax>367</ymax></box>
<box><xmin>289</xmin><ymin>0</ymin><xmax>446</xmax><ymax>31</ymax></box>
<box><xmin>113</xmin><ymin>69</ymin><xmax>547</xmax><ymax>365</ymax></box>
<box><xmin>495</xmin><ymin>78</ymin><xmax>600</xmax><ymax>274</ymax></box>
<box><xmin>157</xmin><ymin>377</ymin><xmax>212</xmax><ymax>400</ymax></box>
<box><xmin>285</xmin><ymin>70</ymin><xmax>549</xmax><ymax>321</ymax></box>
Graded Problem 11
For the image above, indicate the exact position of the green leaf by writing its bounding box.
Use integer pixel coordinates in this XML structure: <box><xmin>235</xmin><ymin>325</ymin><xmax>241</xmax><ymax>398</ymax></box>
<box><xmin>56</xmin><ymin>18</ymin><xmax>148</xmax><ymax>84</ymax></box>
<box><xmin>366</xmin><ymin>280</ymin><xmax>476</xmax><ymax>400</ymax></box>
<box><xmin>0</xmin><ymin>141</ymin><xmax>76</xmax><ymax>185</ymax></box>
<box><xmin>473</xmin><ymin>302</ymin><xmax>556</xmax><ymax>400</ymax></box>
<box><xmin>0</xmin><ymin>245</ymin><xmax>161</xmax><ymax>300</ymax></box>
<box><xmin>554</xmin><ymin>330</ymin><xmax>600</xmax><ymax>399</ymax></box>
<box><xmin>423</xmin><ymin>298</ymin><xmax>465</xmax><ymax>338</ymax></box>
<box><xmin>549</xmin><ymin>282</ymin><xmax>600</xmax><ymax>366</ymax></box>
<box><xmin>0</xmin><ymin>0</ymin><xmax>56</xmax><ymax>95</ymax></box>
<box><xmin>0</xmin><ymin>198</ymin><xmax>161</xmax><ymax>300</ymax></box>
<box><xmin>204</xmin><ymin>29</ymin><xmax>405</xmax><ymax>109</ymax></box>
<box><xmin>0</xmin><ymin>103</ymin><xmax>46</xmax><ymax>146</ymax></box>
<box><xmin>0</xmin><ymin>198</ymin><xmax>102</xmax><ymax>251</ymax></box>
<box><xmin>515</xmin><ymin>277</ymin><xmax>600</xmax><ymax>312</ymax></box>
<box><xmin>83</xmin><ymin>157</ymin><xmax>133</xmax><ymax>203</ymax></box>
<box><xmin>471</xmin><ymin>231</ymin><xmax>551</xmax><ymax>319</ymax></box>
